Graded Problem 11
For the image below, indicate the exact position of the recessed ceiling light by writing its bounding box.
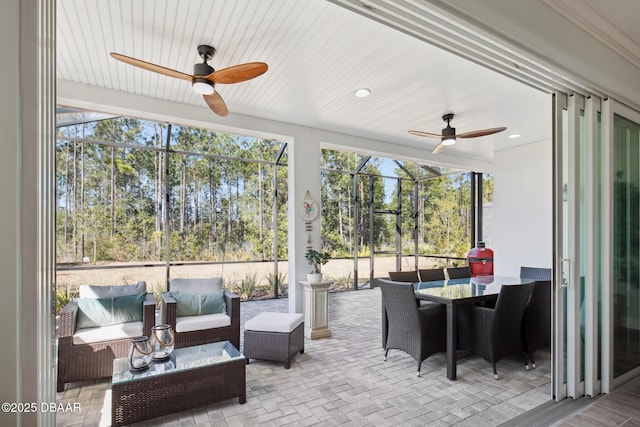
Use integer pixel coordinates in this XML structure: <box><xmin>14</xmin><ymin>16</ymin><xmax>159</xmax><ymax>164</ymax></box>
<box><xmin>354</xmin><ymin>88</ymin><xmax>371</xmax><ymax>98</ymax></box>
<box><xmin>508</xmin><ymin>133</ymin><xmax>521</xmax><ymax>139</ymax></box>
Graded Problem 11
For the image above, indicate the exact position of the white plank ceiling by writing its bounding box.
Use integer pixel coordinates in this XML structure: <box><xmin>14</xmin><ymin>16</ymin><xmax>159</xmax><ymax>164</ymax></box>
<box><xmin>57</xmin><ymin>0</ymin><xmax>552</xmax><ymax>164</ymax></box>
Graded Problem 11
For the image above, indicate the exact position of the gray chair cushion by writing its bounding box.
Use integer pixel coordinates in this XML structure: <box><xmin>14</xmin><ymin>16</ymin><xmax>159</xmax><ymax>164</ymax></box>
<box><xmin>170</xmin><ymin>277</ymin><xmax>223</xmax><ymax>294</ymax></box>
<box><xmin>79</xmin><ymin>281</ymin><xmax>147</xmax><ymax>298</ymax></box>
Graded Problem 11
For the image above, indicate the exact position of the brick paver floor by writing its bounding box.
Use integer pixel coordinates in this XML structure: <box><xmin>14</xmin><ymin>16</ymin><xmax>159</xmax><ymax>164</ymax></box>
<box><xmin>56</xmin><ymin>288</ymin><xmax>552</xmax><ymax>426</ymax></box>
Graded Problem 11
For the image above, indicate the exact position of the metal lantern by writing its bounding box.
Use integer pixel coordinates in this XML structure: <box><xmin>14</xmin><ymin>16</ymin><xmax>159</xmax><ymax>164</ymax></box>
<box><xmin>150</xmin><ymin>324</ymin><xmax>175</xmax><ymax>361</ymax></box>
<box><xmin>128</xmin><ymin>336</ymin><xmax>152</xmax><ymax>372</ymax></box>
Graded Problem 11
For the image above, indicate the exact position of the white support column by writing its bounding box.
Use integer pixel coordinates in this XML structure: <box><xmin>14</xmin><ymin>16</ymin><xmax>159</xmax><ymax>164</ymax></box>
<box><xmin>287</xmin><ymin>134</ymin><xmax>322</xmax><ymax>314</ymax></box>
<box><xmin>1</xmin><ymin>0</ymin><xmax>56</xmax><ymax>425</ymax></box>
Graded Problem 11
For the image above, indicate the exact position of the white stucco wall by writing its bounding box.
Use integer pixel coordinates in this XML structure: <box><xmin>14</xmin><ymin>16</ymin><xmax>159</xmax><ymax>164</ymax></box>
<box><xmin>492</xmin><ymin>139</ymin><xmax>553</xmax><ymax>277</ymax></box>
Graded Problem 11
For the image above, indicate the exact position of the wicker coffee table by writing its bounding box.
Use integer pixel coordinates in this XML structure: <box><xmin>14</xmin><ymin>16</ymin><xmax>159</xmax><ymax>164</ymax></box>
<box><xmin>112</xmin><ymin>340</ymin><xmax>246</xmax><ymax>426</ymax></box>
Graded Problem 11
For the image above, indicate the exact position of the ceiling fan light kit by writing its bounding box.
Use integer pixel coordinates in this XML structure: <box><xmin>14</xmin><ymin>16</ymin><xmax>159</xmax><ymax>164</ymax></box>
<box><xmin>192</xmin><ymin>78</ymin><xmax>215</xmax><ymax>95</ymax></box>
<box><xmin>110</xmin><ymin>44</ymin><xmax>268</xmax><ymax>117</ymax></box>
<box><xmin>408</xmin><ymin>112</ymin><xmax>506</xmax><ymax>154</ymax></box>
<box><xmin>441</xmin><ymin>136</ymin><xmax>456</xmax><ymax>146</ymax></box>
<box><xmin>441</xmin><ymin>113</ymin><xmax>456</xmax><ymax>145</ymax></box>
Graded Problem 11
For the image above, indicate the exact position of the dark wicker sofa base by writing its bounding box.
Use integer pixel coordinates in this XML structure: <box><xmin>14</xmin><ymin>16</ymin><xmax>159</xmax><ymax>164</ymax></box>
<box><xmin>244</xmin><ymin>322</ymin><xmax>305</xmax><ymax>369</ymax></box>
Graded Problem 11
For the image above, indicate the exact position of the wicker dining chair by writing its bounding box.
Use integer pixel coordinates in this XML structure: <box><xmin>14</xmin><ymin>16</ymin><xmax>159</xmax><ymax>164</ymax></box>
<box><xmin>382</xmin><ymin>273</ymin><xmax>423</xmax><ymax>349</ymax></box>
<box><xmin>388</xmin><ymin>270</ymin><xmax>420</xmax><ymax>283</ymax></box>
<box><xmin>519</xmin><ymin>267</ymin><xmax>552</xmax><ymax>368</ymax></box>
<box><xmin>457</xmin><ymin>282</ymin><xmax>535</xmax><ymax>379</ymax></box>
<box><xmin>379</xmin><ymin>279</ymin><xmax>446</xmax><ymax>376</ymax></box>
<box><xmin>520</xmin><ymin>266</ymin><xmax>552</xmax><ymax>281</ymax></box>
<box><xmin>418</xmin><ymin>268</ymin><xmax>446</xmax><ymax>282</ymax></box>
<box><xmin>415</xmin><ymin>268</ymin><xmax>447</xmax><ymax>309</ymax></box>
<box><xmin>446</xmin><ymin>266</ymin><xmax>471</xmax><ymax>279</ymax></box>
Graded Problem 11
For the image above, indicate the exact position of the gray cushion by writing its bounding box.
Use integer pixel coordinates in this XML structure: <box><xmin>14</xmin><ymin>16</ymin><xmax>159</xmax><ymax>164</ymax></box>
<box><xmin>76</xmin><ymin>293</ymin><xmax>146</xmax><ymax>329</ymax></box>
<box><xmin>78</xmin><ymin>281</ymin><xmax>147</xmax><ymax>298</ymax></box>
<box><xmin>171</xmin><ymin>290</ymin><xmax>227</xmax><ymax>317</ymax></box>
<box><xmin>170</xmin><ymin>277</ymin><xmax>222</xmax><ymax>294</ymax></box>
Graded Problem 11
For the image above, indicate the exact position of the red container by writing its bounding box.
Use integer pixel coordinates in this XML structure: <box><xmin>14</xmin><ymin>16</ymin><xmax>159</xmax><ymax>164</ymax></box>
<box><xmin>468</xmin><ymin>241</ymin><xmax>494</xmax><ymax>276</ymax></box>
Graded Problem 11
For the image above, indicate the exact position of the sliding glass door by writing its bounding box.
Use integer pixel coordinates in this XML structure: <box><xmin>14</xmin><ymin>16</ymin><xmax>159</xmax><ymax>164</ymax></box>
<box><xmin>602</xmin><ymin>100</ymin><xmax>640</xmax><ymax>392</ymax></box>
<box><xmin>554</xmin><ymin>92</ymin><xmax>601</xmax><ymax>400</ymax></box>
<box><xmin>557</xmin><ymin>95</ymin><xmax>640</xmax><ymax>398</ymax></box>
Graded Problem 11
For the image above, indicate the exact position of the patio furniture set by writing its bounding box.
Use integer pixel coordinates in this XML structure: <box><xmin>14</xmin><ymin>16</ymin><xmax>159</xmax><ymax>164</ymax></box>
<box><xmin>57</xmin><ymin>277</ymin><xmax>305</xmax><ymax>425</ymax></box>
<box><xmin>381</xmin><ymin>266</ymin><xmax>551</xmax><ymax>380</ymax></box>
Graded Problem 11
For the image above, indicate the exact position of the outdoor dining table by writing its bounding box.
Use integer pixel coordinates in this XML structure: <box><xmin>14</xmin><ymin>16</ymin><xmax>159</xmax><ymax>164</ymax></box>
<box><xmin>412</xmin><ymin>275</ymin><xmax>535</xmax><ymax>380</ymax></box>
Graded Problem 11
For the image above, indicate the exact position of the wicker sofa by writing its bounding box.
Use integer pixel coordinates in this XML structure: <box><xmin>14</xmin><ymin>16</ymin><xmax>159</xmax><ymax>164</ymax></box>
<box><xmin>57</xmin><ymin>282</ymin><xmax>155</xmax><ymax>392</ymax></box>
<box><xmin>160</xmin><ymin>277</ymin><xmax>240</xmax><ymax>349</ymax></box>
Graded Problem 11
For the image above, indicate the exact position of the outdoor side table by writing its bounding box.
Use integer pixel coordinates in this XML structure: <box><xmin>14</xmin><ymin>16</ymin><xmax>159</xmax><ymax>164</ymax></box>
<box><xmin>299</xmin><ymin>280</ymin><xmax>333</xmax><ymax>339</ymax></box>
<box><xmin>111</xmin><ymin>341</ymin><xmax>246</xmax><ymax>426</ymax></box>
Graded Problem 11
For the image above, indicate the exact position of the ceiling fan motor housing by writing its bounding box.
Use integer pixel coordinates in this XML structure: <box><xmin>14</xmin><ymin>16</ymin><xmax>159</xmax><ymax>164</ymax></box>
<box><xmin>193</xmin><ymin>62</ymin><xmax>214</xmax><ymax>77</ymax></box>
<box><xmin>193</xmin><ymin>45</ymin><xmax>215</xmax><ymax>93</ymax></box>
<box><xmin>442</xmin><ymin>125</ymin><xmax>456</xmax><ymax>137</ymax></box>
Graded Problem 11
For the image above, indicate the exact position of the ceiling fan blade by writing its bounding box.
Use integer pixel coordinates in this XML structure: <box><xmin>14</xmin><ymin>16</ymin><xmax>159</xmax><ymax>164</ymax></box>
<box><xmin>110</xmin><ymin>53</ymin><xmax>193</xmax><ymax>82</ymax></box>
<box><xmin>408</xmin><ymin>130</ymin><xmax>443</xmax><ymax>138</ymax></box>
<box><xmin>207</xmin><ymin>62</ymin><xmax>268</xmax><ymax>84</ymax></box>
<box><xmin>457</xmin><ymin>127</ymin><xmax>507</xmax><ymax>138</ymax></box>
<box><xmin>203</xmin><ymin>92</ymin><xmax>229</xmax><ymax>116</ymax></box>
<box><xmin>432</xmin><ymin>142</ymin><xmax>447</xmax><ymax>154</ymax></box>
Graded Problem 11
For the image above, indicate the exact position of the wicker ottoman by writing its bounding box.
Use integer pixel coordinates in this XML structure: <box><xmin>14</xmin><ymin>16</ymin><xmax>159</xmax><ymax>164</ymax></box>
<box><xmin>244</xmin><ymin>312</ymin><xmax>304</xmax><ymax>369</ymax></box>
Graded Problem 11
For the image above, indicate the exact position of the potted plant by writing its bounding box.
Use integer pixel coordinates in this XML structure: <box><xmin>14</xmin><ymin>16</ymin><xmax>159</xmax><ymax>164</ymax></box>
<box><xmin>305</xmin><ymin>248</ymin><xmax>331</xmax><ymax>282</ymax></box>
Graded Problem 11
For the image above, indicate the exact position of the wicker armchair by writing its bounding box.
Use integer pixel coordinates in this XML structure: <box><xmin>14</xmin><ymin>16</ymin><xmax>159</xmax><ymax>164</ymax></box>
<box><xmin>57</xmin><ymin>282</ymin><xmax>155</xmax><ymax>392</ymax></box>
<box><xmin>379</xmin><ymin>279</ymin><xmax>446</xmax><ymax>376</ymax></box>
<box><xmin>520</xmin><ymin>266</ymin><xmax>552</xmax><ymax>368</ymax></box>
<box><xmin>457</xmin><ymin>282</ymin><xmax>535</xmax><ymax>379</ymax></box>
<box><xmin>161</xmin><ymin>277</ymin><xmax>240</xmax><ymax>349</ymax></box>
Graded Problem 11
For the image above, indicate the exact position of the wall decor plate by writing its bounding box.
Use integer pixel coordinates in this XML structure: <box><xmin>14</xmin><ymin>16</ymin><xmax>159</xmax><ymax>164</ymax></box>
<box><xmin>298</xmin><ymin>198</ymin><xmax>319</xmax><ymax>221</ymax></box>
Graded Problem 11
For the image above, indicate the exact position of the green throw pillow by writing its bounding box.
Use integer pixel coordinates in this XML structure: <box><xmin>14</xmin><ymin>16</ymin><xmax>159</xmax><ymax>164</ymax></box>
<box><xmin>171</xmin><ymin>290</ymin><xmax>226</xmax><ymax>317</ymax></box>
<box><xmin>76</xmin><ymin>293</ymin><xmax>145</xmax><ymax>329</ymax></box>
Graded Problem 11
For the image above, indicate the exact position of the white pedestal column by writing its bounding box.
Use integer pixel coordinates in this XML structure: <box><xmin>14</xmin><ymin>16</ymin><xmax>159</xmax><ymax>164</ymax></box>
<box><xmin>300</xmin><ymin>280</ymin><xmax>332</xmax><ymax>339</ymax></box>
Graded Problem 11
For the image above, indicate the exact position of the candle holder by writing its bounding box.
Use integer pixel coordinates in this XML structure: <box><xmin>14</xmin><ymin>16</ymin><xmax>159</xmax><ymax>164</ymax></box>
<box><xmin>128</xmin><ymin>336</ymin><xmax>152</xmax><ymax>373</ymax></box>
<box><xmin>150</xmin><ymin>324</ymin><xmax>175</xmax><ymax>361</ymax></box>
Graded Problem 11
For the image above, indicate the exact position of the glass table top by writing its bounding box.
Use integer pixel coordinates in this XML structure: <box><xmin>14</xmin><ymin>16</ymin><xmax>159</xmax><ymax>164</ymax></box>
<box><xmin>113</xmin><ymin>340</ymin><xmax>244</xmax><ymax>385</ymax></box>
<box><xmin>413</xmin><ymin>275</ymin><xmax>535</xmax><ymax>300</ymax></box>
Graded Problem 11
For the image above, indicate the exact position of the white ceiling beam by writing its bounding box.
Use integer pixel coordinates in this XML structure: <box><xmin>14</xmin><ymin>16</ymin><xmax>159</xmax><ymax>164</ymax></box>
<box><xmin>58</xmin><ymin>79</ymin><xmax>494</xmax><ymax>173</ymax></box>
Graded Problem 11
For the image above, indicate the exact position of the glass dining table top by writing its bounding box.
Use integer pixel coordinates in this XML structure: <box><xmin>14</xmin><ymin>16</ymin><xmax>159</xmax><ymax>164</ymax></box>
<box><xmin>413</xmin><ymin>275</ymin><xmax>535</xmax><ymax>301</ymax></box>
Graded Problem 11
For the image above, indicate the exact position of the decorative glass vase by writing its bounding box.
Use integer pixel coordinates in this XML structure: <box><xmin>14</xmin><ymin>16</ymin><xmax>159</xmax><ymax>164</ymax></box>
<box><xmin>128</xmin><ymin>336</ymin><xmax>152</xmax><ymax>372</ymax></box>
<box><xmin>150</xmin><ymin>324</ymin><xmax>175</xmax><ymax>361</ymax></box>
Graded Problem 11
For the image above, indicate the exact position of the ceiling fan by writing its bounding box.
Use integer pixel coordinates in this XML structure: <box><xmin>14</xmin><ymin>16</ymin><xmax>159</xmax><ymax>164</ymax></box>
<box><xmin>409</xmin><ymin>113</ymin><xmax>506</xmax><ymax>154</ymax></box>
<box><xmin>110</xmin><ymin>45</ymin><xmax>268</xmax><ymax>117</ymax></box>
